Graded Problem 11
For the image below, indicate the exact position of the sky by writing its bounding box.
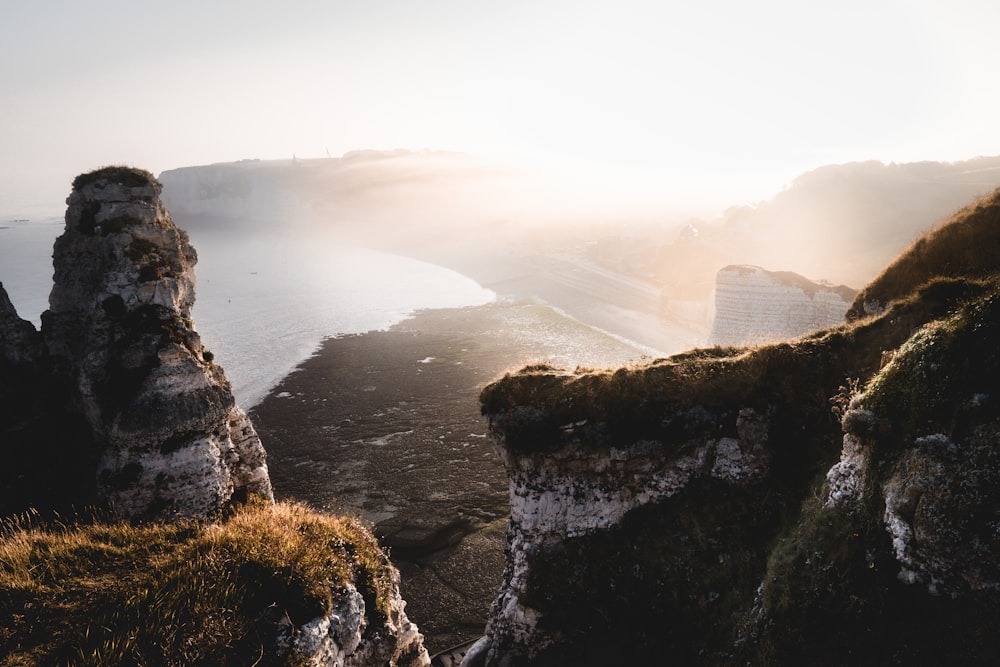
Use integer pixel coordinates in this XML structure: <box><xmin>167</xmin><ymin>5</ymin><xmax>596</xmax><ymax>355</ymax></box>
<box><xmin>2</xmin><ymin>0</ymin><xmax>1000</xmax><ymax>218</ymax></box>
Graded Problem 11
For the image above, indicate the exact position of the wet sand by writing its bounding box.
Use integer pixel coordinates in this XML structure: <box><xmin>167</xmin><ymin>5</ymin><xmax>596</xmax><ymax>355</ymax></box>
<box><xmin>250</xmin><ymin>299</ymin><xmax>651</xmax><ymax>651</ymax></box>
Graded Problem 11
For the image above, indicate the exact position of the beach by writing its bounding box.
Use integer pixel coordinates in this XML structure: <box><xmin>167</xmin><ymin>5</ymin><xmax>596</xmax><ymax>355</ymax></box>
<box><xmin>250</xmin><ymin>299</ymin><xmax>654</xmax><ymax>651</ymax></box>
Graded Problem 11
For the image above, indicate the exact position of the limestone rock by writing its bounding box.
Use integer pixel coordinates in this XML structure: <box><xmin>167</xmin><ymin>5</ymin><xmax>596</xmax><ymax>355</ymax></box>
<box><xmin>1</xmin><ymin>166</ymin><xmax>272</xmax><ymax>518</ymax></box>
<box><xmin>1</xmin><ymin>281</ymin><xmax>95</xmax><ymax>513</ymax></box>
<box><xmin>285</xmin><ymin>581</ymin><xmax>429</xmax><ymax>667</ymax></box>
<box><xmin>0</xmin><ymin>282</ymin><xmax>42</xmax><ymax>366</ymax></box>
<box><xmin>709</xmin><ymin>265</ymin><xmax>855</xmax><ymax>347</ymax></box>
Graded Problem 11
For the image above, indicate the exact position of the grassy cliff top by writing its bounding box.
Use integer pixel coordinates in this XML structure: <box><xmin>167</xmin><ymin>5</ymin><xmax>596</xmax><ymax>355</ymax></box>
<box><xmin>71</xmin><ymin>165</ymin><xmax>159</xmax><ymax>191</ymax></box>
<box><xmin>0</xmin><ymin>500</ymin><xmax>395</xmax><ymax>665</ymax></box>
<box><xmin>481</xmin><ymin>185</ymin><xmax>1000</xmax><ymax>455</ymax></box>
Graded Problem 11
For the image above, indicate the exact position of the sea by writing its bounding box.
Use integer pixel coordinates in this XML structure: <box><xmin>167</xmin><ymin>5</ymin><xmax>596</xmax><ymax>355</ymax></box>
<box><xmin>0</xmin><ymin>218</ymin><xmax>495</xmax><ymax>408</ymax></box>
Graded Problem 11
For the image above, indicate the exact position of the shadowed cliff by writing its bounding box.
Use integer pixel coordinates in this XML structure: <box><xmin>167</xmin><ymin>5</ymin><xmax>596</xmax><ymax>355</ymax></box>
<box><xmin>471</xmin><ymin>188</ymin><xmax>1000</xmax><ymax>665</ymax></box>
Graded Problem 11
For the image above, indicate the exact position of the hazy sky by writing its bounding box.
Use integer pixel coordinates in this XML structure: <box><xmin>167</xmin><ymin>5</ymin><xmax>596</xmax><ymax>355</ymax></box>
<box><xmin>2</xmin><ymin>0</ymin><xmax>999</xmax><ymax>217</ymax></box>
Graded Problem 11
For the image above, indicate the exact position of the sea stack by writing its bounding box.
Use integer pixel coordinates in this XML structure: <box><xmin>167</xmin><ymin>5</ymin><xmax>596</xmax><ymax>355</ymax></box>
<box><xmin>38</xmin><ymin>166</ymin><xmax>272</xmax><ymax>518</ymax></box>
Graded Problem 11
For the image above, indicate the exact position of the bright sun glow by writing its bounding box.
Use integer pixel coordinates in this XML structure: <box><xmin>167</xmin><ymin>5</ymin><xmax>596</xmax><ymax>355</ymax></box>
<box><xmin>1</xmin><ymin>0</ymin><xmax>999</xmax><ymax>217</ymax></box>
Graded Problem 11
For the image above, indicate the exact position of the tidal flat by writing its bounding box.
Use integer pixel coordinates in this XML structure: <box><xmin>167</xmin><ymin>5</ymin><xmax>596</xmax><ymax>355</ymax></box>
<box><xmin>250</xmin><ymin>299</ymin><xmax>650</xmax><ymax>652</ymax></box>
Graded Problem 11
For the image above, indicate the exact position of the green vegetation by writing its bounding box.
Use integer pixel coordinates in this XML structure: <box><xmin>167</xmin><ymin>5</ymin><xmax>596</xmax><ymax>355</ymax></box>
<box><xmin>480</xmin><ymin>274</ymin><xmax>995</xmax><ymax>457</ymax></box>
<box><xmin>752</xmin><ymin>287</ymin><xmax>1000</xmax><ymax>664</ymax></box>
<box><xmin>0</xmin><ymin>500</ymin><xmax>396</xmax><ymax>665</ymax></box>
<box><xmin>861</xmin><ymin>288</ymin><xmax>1000</xmax><ymax>448</ymax></box>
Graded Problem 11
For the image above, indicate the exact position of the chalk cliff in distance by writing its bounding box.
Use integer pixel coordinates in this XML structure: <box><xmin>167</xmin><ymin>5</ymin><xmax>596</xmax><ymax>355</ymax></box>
<box><xmin>467</xmin><ymin>189</ymin><xmax>1000</xmax><ymax>666</ymax></box>
<box><xmin>709</xmin><ymin>265</ymin><xmax>856</xmax><ymax>347</ymax></box>
<box><xmin>0</xmin><ymin>167</ymin><xmax>273</xmax><ymax>518</ymax></box>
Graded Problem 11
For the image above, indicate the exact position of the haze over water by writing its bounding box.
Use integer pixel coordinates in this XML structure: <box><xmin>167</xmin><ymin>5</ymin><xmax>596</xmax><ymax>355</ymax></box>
<box><xmin>0</xmin><ymin>220</ymin><xmax>495</xmax><ymax>408</ymax></box>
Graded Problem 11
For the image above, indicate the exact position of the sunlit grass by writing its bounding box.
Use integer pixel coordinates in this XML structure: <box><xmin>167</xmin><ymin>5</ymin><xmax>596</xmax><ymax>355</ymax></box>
<box><xmin>0</xmin><ymin>499</ymin><xmax>394</xmax><ymax>665</ymax></box>
<box><xmin>848</xmin><ymin>186</ymin><xmax>1000</xmax><ymax>319</ymax></box>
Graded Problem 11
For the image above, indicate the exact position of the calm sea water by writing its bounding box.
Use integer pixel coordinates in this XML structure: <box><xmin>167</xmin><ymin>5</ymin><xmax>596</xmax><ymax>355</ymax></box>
<box><xmin>0</xmin><ymin>220</ymin><xmax>494</xmax><ymax>408</ymax></box>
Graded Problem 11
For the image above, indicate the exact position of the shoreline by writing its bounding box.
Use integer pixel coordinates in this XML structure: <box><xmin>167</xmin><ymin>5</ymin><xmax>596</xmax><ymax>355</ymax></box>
<box><xmin>372</xmin><ymin>236</ymin><xmax>708</xmax><ymax>355</ymax></box>
<box><xmin>238</xmin><ymin>234</ymin><xmax>710</xmax><ymax>651</ymax></box>
<box><xmin>250</xmin><ymin>299</ymin><xmax>652</xmax><ymax>651</ymax></box>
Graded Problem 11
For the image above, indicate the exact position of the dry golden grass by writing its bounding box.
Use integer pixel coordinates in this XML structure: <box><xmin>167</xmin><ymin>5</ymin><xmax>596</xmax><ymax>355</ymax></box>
<box><xmin>0</xmin><ymin>500</ymin><xmax>394</xmax><ymax>666</ymax></box>
<box><xmin>481</xmin><ymin>181</ymin><xmax>1000</xmax><ymax>457</ymax></box>
<box><xmin>848</xmin><ymin>186</ymin><xmax>1000</xmax><ymax>319</ymax></box>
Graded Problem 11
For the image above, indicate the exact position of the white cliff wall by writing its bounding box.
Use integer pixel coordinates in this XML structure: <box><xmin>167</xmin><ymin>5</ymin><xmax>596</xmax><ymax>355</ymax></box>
<box><xmin>709</xmin><ymin>265</ymin><xmax>855</xmax><ymax>347</ymax></box>
<box><xmin>159</xmin><ymin>161</ymin><xmax>302</xmax><ymax>222</ymax></box>
<box><xmin>462</xmin><ymin>405</ymin><xmax>773</xmax><ymax>666</ymax></box>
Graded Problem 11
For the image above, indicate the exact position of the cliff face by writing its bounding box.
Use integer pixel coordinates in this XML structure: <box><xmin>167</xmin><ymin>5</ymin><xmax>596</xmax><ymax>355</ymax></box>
<box><xmin>469</xmin><ymin>189</ymin><xmax>1000</xmax><ymax>666</ymax></box>
<box><xmin>1</xmin><ymin>167</ymin><xmax>272</xmax><ymax>518</ymax></box>
<box><xmin>0</xmin><ymin>167</ymin><xmax>432</xmax><ymax>665</ymax></box>
<box><xmin>709</xmin><ymin>265</ymin><xmax>855</xmax><ymax>346</ymax></box>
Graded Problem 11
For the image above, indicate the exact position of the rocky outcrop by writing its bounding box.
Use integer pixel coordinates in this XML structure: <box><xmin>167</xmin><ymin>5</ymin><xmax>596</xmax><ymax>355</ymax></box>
<box><xmin>0</xmin><ymin>167</ymin><xmax>272</xmax><ymax>518</ymax></box>
<box><xmin>0</xmin><ymin>282</ymin><xmax>41</xmax><ymax>366</ymax></box>
<box><xmin>0</xmin><ymin>168</ymin><xmax>433</xmax><ymax>665</ymax></box>
<box><xmin>288</xmin><ymin>580</ymin><xmax>429</xmax><ymax>666</ymax></box>
<box><xmin>468</xmin><ymin>189</ymin><xmax>1000</xmax><ymax>665</ymax></box>
<box><xmin>709</xmin><ymin>265</ymin><xmax>855</xmax><ymax>346</ymax></box>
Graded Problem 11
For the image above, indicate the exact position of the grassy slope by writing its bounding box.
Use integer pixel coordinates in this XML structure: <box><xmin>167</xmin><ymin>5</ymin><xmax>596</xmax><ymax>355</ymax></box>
<box><xmin>847</xmin><ymin>186</ymin><xmax>1000</xmax><ymax>319</ymax></box>
<box><xmin>0</xmin><ymin>500</ymin><xmax>395</xmax><ymax>666</ymax></box>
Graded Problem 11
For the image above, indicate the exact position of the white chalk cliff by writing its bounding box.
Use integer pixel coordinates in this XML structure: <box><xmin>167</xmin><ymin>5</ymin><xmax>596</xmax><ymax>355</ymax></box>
<box><xmin>709</xmin><ymin>265</ymin><xmax>855</xmax><ymax>347</ymax></box>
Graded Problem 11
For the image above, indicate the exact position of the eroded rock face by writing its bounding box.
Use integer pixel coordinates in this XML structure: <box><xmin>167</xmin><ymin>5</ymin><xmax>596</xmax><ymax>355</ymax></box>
<box><xmin>2</xmin><ymin>167</ymin><xmax>272</xmax><ymax>518</ymax></box>
<box><xmin>469</xmin><ymin>189</ymin><xmax>1000</xmax><ymax>665</ymax></box>
<box><xmin>472</xmin><ymin>405</ymin><xmax>772</xmax><ymax>663</ymax></box>
<box><xmin>285</xmin><ymin>581</ymin><xmax>430</xmax><ymax>667</ymax></box>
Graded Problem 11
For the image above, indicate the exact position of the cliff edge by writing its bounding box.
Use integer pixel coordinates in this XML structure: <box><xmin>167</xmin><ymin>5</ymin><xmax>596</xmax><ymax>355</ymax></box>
<box><xmin>0</xmin><ymin>167</ymin><xmax>430</xmax><ymax>665</ymax></box>
<box><xmin>469</xmin><ymin>189</ymin><xmax>1000</xmax><ymax>665</ymax></box>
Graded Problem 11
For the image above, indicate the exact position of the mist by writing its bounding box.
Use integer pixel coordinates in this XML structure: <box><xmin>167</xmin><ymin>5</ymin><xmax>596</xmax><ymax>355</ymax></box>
<box><xmin>153</xmin><ymin>151</ymin><xmax>1000</xmax><ymax>360</ymax></box>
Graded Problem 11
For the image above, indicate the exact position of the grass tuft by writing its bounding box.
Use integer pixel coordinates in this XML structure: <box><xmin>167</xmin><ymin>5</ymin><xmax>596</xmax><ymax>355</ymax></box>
<box><xmin>0</xmin><ymin>499</ymin><xmax>396</xmax><ymax>665</ymax></box>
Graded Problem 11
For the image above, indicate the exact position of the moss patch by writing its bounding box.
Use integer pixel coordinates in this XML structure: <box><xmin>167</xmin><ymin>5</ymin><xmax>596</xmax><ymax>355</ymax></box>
<box><xmin>860</xmin><ymin>288</ymin><xmax>1000</xmax><ymax>451</ymax></box>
